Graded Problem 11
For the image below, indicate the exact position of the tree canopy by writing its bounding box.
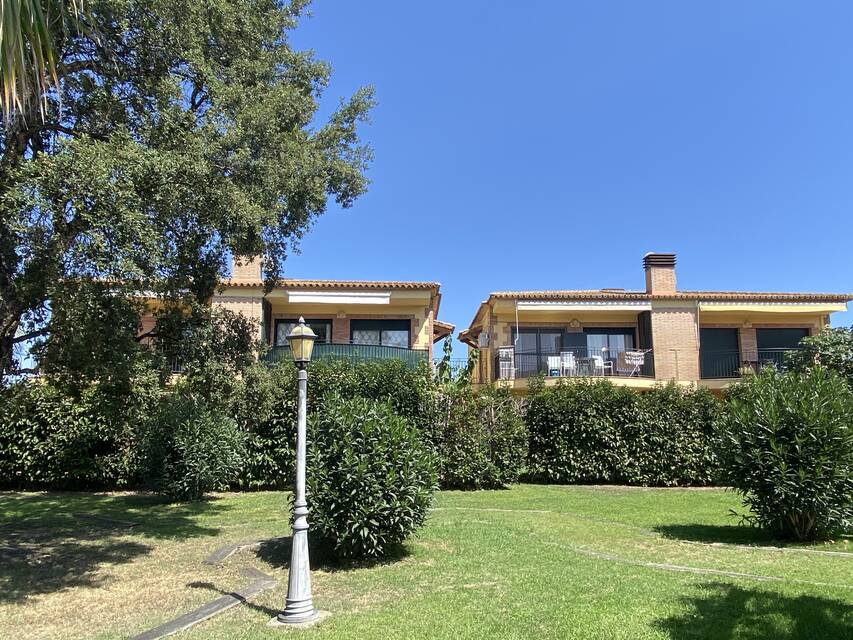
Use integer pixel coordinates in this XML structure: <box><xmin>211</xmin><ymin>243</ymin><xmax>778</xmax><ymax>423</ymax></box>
<box><xmin>0</xmin><ymin>0</ymin><xmax>374</xmax><ymax>379</ymax></box>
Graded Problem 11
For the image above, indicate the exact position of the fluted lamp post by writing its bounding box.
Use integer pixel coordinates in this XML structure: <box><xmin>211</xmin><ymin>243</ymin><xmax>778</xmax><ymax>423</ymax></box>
<box><xmin>275</xmin><ymin>317</ymin><xmax>319</xmax><ymax>625</ymax></box>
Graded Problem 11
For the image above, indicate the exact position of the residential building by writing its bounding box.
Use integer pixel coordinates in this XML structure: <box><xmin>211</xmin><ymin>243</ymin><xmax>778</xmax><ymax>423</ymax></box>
<box><xmin>142</xmin><ymin>256</ymin><xmax>453</xmax><ymax>367</ymax></box>
<box><xmin>458</xmin><ymin>253</ymin><xmax>851</xmax><ymax>392</ymax></box>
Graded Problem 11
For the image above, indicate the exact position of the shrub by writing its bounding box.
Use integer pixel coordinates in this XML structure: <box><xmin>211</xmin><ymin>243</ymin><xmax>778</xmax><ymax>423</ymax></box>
<box><xmin>141</xmin><ymin>392</ymin><xmax>245</xmax><ymax>501</ymax></box>
<box><xmin>307</xmin><ymin>395</ymin><xmax>437</xmax><ymax>559</ymax></box>
<box><xmin>525</xmin><ymin>379</ymin><xmax>721</xmax><ymax>485</ymax></box>
<box><xmin>526</xmin><ymin>379</ymin><xmax>635</xmax><ymax>483</ymax></box>
<box><xmin>0</xmin><ymin>372</ymin><xmax>159</xmax><ymax>489</ymax></box>
<box><xmin>232</xmin><ymin>359</ymin><xmax>437</xmax><ymax>489</ymax></box>
<box><xmin>231</xmin><ymin>363</ymin><xmax>297</xmax><ymax>490</ymax></box>
<box><xmin>628</xmin><ymin>384</ymin><xmax>721</xmax><ymax>486</ymax></box>
<box><xmin>786</xmin><ymin>326</ymin><xmax>853</xmax><ymax>387</ymax></box>
<box><xmin>719</xmin><ymin>367</ymin><xmax>853</xmax><ymax>541</ymax></box>
<box><xmin>431</xmin><ymin>385</ymin><xmax>527</xmax><ymax>489</ymax></box>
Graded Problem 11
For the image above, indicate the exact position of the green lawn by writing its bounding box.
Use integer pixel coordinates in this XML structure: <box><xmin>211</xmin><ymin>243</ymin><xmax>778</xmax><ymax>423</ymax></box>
<box><xmin>1</xmin><ymin>485</ymin><xmax>850</xmax><ymax>639</ymax></box>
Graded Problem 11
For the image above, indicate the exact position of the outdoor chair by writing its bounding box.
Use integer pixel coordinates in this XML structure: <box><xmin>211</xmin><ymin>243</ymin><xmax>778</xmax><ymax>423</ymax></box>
<box><xmin>589</xmin><ymin>354</ymin><xmax>613</xmax><ymax>376</ymax></box>
<box><xmin>547</xmin><ymin>355</ymin><xmax>561</xmax><ymax>376</ymax></box>
<box><xmin>560</xmin><ymin>351</ymin><xmax>577</xmax><ymax>376</ymax></box>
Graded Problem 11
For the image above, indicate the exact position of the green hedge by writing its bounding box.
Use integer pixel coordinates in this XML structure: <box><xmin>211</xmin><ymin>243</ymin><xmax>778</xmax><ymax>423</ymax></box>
<box><xmin>430</xmin><ymin>385</ymin><xmax>527</xmax><ymax>489</ymax></box>
<box><xmin>525</xmin><ymin>379</ymin><xmax>722</xmax><ymax>486</ymax></box>
<box><xmin>3</xmin><ymin>360</ymin><xmax>724</xmax><ymax>494</ymax></box>
<box><xmin>0</xmin><ymin>375</ymin><xmax>158</xmax><ymax>489</ymax></box>
<box><xmin>232</xmin><ymin>359</ymin><xmax>437</xmax><ymax>490</ymax></box>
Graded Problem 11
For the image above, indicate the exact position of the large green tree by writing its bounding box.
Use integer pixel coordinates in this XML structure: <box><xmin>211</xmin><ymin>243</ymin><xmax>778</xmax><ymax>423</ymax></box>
<box><xmin>0</xmin><ymin>0</ymin><xmax>373</xmax><ymax>379</ymax></box>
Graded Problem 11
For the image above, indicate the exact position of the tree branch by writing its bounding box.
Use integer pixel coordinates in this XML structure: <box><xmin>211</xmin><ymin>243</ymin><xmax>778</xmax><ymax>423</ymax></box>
<box><xmin>33</xmin><ymin>123</ymin><xmax>108</xmax><ymax>141</ymax></box>
<box><xmin>12</xmin><ymin>328</ymin><xmax>48</xmax><ymax>344</ymax></box>
<box><xmin>8</xmin><ymin>367</ymin><xmax>39</xmax><ymax>375</ymax></box>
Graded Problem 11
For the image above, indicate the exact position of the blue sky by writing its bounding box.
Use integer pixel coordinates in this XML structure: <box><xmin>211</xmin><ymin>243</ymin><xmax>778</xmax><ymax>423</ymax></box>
<box><xmin>284</xmin><ymin>1</ymin><xmax>853</xmax><ymax>339</ymax></box>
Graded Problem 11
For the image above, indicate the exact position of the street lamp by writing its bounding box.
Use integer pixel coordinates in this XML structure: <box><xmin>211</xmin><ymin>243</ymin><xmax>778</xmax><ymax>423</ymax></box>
<box><xmin>275</xmin><ymin>317</ymin><xmax>318</xmax><ymax>625</ymax></box>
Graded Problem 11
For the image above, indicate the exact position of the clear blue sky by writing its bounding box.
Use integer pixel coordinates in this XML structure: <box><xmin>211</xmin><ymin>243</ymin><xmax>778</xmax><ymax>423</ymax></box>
<box><xmin>284</xmin><ymin>1</ymin><xmax>853</xmax><ymax>339</ymax></box>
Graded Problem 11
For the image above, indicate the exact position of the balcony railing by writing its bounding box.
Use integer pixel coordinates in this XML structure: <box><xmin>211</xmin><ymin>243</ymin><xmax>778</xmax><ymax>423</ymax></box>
<box><xmin>494</xmin><ymin>347</ymin><xmax>654</xmax><ymax>381</ymax></box>
<box><xmin>699</xmin><ymin>348</ymin><xmax>801</xmax><ymax>379</ymax></box>
<box><xmin>262</xmin><ymin>342</ymin><xmax>429</xmax><ymax>368</ymax></box>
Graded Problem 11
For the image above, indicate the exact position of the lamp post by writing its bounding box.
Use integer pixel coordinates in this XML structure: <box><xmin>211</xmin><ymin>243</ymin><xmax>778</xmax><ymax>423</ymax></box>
<box><xmin>276</xmin><ymin>317</ymin><xmax>318</xmax><ymax>625</ymax></box>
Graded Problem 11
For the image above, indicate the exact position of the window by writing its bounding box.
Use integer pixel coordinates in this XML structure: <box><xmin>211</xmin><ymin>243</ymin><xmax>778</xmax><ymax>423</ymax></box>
<box><xmin>275</xmin><ymin>319</ymin><xmax>331</xmax><ymax>346</ymax></box>
<box><xmin>699</xmin><ymin>327</ymin><xmax>739</xmax><ymax>379</ymax></box>
<box><xmin>583</xmin><ymin>328</ymin><xmax>635</xmax><ymax>354</ymax></box>
<box><xmin>350</xmin><ymin>319</ymin><xmax>410</xmax><ymax>348</ymax></box>
<box><xmin>756</xmin><ymin>328</ymin><xmax>809</xmax><ymax>350</ymax></box>
<box><xmin>511</xmin><ymin>327</ymin><xmax>565</xmax><ymax>377</ymax></box>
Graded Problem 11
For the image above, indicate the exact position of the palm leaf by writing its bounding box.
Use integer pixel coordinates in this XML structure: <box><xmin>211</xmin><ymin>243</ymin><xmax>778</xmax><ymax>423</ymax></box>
<box><xmin>0</xmin><ymin>0</ymin><xmax>84</xmax><ymax>121</ymax></box>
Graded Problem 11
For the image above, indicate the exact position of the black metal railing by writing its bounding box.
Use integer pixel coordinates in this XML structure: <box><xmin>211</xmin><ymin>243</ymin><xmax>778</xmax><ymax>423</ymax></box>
<box><xmin>494</xmin><ymin>347</ymin><xmax>654</xmax><ymax>381</ymax></box>
<box><xmin>433</xmin><ymin>358</ymin><xmax>471</xmax><ymax>378</ymax></box>
<box><xmin>262</xmin><ymin>342</ymin><xmax>429</xmax><ymax>368</ymax></box>
<box><xmin>699</xmin><ymin>348</ymin><xmax>801</xmax><ymax>379</ymax></box>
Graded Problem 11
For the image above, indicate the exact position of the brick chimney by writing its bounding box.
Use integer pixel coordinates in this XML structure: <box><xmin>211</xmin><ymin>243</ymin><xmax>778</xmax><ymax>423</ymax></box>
<box><xmin>643</xmin><ymin>252</ymin><xmax>677</xmax><ymax>294</ymax></box>
<box><xmin>230</xmin><ymin>255</ymin><xmax>262</xmax><ymax>282</ymax></box>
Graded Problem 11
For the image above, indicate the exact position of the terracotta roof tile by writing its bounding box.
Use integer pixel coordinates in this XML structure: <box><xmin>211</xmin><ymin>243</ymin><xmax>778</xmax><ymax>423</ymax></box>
<box><xmin>488</xmin><ymin>289</ymin><xmax>852</xmax><ymax>302</ymax></box>
<box><xmin>222</xmin><ymin>278</ymin><xmax>440</xmax><ymax>290</ymax></box>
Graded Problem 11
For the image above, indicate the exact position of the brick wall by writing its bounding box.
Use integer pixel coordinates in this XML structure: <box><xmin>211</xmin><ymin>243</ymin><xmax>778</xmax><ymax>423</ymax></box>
<box><xmin>739</xmin><ymin>327</ymin><xmax>757</xmax><ymax>361</ymax></box>
<box><xmin>332</xmin><ymin>317</ymin><xmax>350</xmax><ymax>343</ymax></box>
<box><xmin>650</xmin><ymin>304</ymin><xmax>699</xmax><ymax>380</ymax></box>
<box><xmin>645</xmin><ymin>266</ymin><xmax>677</xmax><ymax>293</ymax></box>
<box><xmin>212</xmin><ymin>296</ymin><xmax>264</xmax><ymax>339</ymax></box>
<box><xmin>231</xmin><ymin>256</ymin><xmax>261</xmax><ymax>282</ymax></box>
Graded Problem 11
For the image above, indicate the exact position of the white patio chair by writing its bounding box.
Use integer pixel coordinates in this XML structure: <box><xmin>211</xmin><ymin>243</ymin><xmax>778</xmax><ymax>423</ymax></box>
<box><xmin>560</xmin><ymin>351</ymin><xmax>577</xmax><ymax>376</ymax></box>
<box><xmin>546</xmin><ymin>355</ymin><xmax>561</xmax><ymax>376</ymax></box>
<box><xmin>589</xmin><ymin>354</ymin><xmax>613</xmax><ymax>376</ymax></box>
<box><xmin>497</xmin><ymin>346</ymin><xmax>515</xmax><ymax>380</ymax></box>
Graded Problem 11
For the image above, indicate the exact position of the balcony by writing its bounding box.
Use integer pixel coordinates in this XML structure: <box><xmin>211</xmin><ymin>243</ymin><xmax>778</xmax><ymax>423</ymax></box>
<box><xmin>262</xmin><ymin>342</ymin><xmax>429</xmax><ymax>368</ymax></box>
<box><xmin>699</xmin><ymin>348</ymin><xmax>801</xmax><ymax>379</ymax></box>
<box><xmin>494</xmin><ymin>347</ymin><xmax>654</xmax><ymax>381</ymax></box>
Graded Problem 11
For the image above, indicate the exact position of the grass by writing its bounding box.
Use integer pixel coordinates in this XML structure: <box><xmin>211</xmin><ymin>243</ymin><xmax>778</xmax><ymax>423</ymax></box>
<box><xmin>0</xmin><ymin>485</ymin><xmax>850</xmax><ymax>639</ymax></box>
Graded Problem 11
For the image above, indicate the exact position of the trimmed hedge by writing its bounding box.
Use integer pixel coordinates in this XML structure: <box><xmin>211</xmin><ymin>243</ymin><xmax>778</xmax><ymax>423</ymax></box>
<box><xmin>430</xmin><ymin>385</ymin><xmax>527</xmax><ymax>489</ymax></box>
<box><xmin>0</xmin><ymin>374</ymin><xmax>158</xmax><ymax>489</ymax></box>
<box><xmin>525</xmin><ymin>379</ymin><xmax>722</xmax><ymax>486</ymax></box>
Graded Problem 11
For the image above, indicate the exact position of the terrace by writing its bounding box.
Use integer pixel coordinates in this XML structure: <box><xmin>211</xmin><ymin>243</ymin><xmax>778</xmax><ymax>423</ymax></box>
<box><xmin>262</xmin><ymin>342</ymin><xmax>429</xmax><ymax>368</ymax></box>
<box><xmin>494</xmin><ymin>345</ymin><xmax>654</xmax><ymax>381</ymax></box>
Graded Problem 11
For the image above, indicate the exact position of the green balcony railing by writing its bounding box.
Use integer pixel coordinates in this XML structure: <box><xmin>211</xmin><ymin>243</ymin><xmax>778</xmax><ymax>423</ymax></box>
<box><xmin>262</xmin><ymin>342</ymin><xmax>429</xmax><ymax>368</ymax></box>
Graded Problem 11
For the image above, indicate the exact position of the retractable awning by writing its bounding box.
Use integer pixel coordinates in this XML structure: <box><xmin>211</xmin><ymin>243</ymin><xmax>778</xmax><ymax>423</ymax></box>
<box><xmin>697</xmin><ymin>302</ymin><xmax>847</xmax><ymax>313</ymax></box>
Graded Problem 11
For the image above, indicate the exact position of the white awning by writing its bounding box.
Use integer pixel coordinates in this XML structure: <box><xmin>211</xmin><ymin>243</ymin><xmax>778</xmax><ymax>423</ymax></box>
<box><xmin>286</xmin><ymin>291</ymin><xmax>390</xmax><ymax>305</ymax></box>
<box><xmin>516</xmin><ymin>301</ymin><xmax>652</xmax><ymax>311</ymax></box>
<box><xmin>698</xmin><ymin>302</ymin><xmax>847</xmax><ymax>313</ymax></box>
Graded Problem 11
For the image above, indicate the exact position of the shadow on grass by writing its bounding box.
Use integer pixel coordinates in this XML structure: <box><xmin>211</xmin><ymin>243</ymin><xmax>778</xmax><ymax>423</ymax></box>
<box><xmin>0</xmin><ymin>492</ymin><xmax>228</xmax><ymax>604</ymax></box>
<box><xmin>255</xmin><ymin>535</ymin><xmax>411</xmax><ymax>573</ymax></box>
<box><xmin>654</xmin><ymin>523</ymin><xmax>781</xmax><ymax>546</ymax></box>
<box><xmin>656</xmin><ymin>582</ymin><xmax>852</xmax><ymax>640</ymax></box>
<box><xmin>187</xmin><ymin>581</ymin><xmax>279</xmax><ymax>619</ymax></box>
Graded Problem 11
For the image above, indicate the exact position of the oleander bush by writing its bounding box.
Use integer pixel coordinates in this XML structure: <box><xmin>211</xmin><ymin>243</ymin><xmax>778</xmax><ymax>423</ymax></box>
<box><xmin>231</xmin><ymin>359</ymin><xmax>437</xmax><ymax>489</ymax></box>
<box><xmin>719</xmin><ymin>367</ymin><xmax>853</xmax><ymax>540</ymax></box>
<box><xmin>525</xmin><ymin>379</ymin><xmax>721</xmax><ymax>486</ymax></box>
<box><xmin>786</xmin><ymin>326</ymin><xmax>853</xmax><ymax>387</ymax></box>
<box><xmin>140</xmin><ymin>390</ymin><xmax>245</xmax><ymax>501</ymax></box>
<box><xmin>307</xmin><ymin>395</ymin><xmax>438</xmax><ymax>559</ymax></box>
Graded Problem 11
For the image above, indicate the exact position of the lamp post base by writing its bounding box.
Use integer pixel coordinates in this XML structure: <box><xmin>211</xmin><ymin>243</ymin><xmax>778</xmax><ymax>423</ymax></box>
<box><xmin>268</xmin><ymin>610</ymin><xmax>330</xmax><ymax>629</ymax></box>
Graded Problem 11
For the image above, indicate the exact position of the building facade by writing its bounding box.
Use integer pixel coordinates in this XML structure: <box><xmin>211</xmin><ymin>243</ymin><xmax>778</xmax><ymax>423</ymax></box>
<box><xmin>459</xmin><ymin>253</ymin><xmax>850</xmax><ymax>393</ymax></box>
<box><xmin>144</xmin><ymin>256</ymin><xmax>452</xmax><ymax>367</ymax></box>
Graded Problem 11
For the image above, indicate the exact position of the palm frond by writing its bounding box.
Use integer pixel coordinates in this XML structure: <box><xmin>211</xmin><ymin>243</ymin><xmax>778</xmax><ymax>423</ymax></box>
<box><xmin>0</xmin><ymin>0</ymin><xmax>84</xmax><ymax>122</ymax></box>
